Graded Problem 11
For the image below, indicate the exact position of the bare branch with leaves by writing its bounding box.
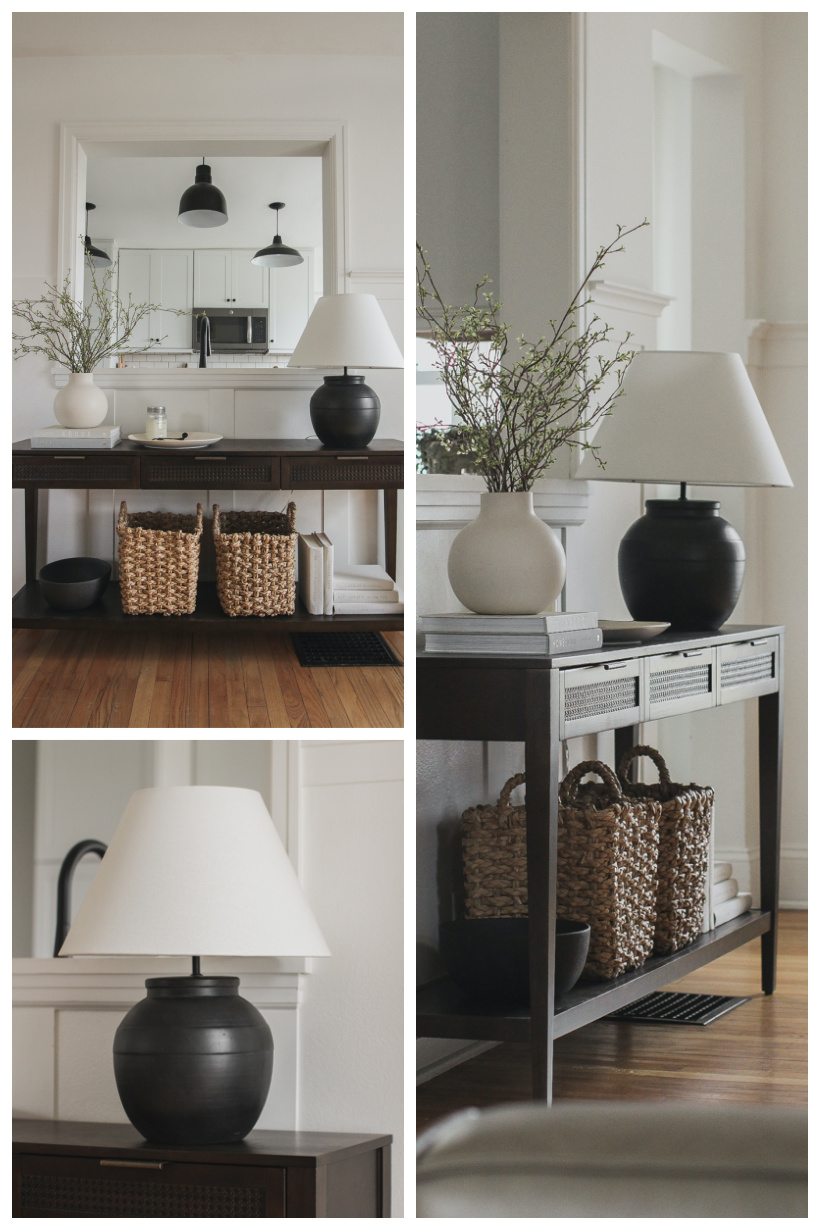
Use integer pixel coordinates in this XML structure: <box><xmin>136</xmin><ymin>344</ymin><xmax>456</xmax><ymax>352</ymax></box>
<box><xmin>416</xmin><ymin>220</ymin><xmax>648</xmax><ymax>492</ymax></box>
<box><xmin>13</xmin><ymin>254</ymin><xmax>184</xmax><ymax>373</ymax></box>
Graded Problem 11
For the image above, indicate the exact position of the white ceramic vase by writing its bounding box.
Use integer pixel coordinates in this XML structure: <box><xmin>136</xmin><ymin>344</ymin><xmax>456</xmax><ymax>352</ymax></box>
<box><xmin>447</xmin><ymin>491</ymin><xmax>567</xmax><ymax>615</ymax></box>
<box><xmin>53</xmin><ymin>373</ymin><xmax>109</xmax><ymax>428</ymax></box>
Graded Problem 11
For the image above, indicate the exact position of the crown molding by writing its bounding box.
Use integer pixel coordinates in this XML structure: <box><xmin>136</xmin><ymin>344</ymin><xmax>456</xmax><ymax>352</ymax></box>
<box><xmin>588</xmin><ymin>280</ymin><xmax>674</xmax><ymax>318</ymax></box>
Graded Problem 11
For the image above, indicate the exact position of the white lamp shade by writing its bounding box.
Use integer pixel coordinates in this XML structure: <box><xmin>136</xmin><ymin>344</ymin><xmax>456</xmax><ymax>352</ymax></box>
<box><xmin>575</xmin><ymin>351</ymin><xmax>792</xmax><ymax>487</ymax></box>
<box><xmin>288</xmin><ymin>293</ymin><xmax>404</xmax><ymax>369</ymax></box>
<box><xmin>59</xmin><ymin>786</ymin><xmax>330</xmax><ymax>959</ymax></box>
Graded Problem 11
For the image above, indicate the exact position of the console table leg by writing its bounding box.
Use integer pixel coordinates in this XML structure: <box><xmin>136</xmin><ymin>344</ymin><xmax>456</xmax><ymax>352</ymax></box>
<box><xmin>614</xmin><ymin>725</ymin><xmax>639</xmax><ymax>780</ymax></box>
<box><xmin>383</xmin><ymin>489</ymin><xmax>398</xmax><ymax>581</ymax></box>
<box><xmin>759</xmin><ymin>684</ymin><xmax>783</xmax><ymax>995</ymax></box>
<box><xmin>25</xmin><ymin>488</ymin><xmax>38</xmax><ymax>583</ymax></box>
<box><xmin>524</xmin><ymin>668</ymin><xmax>559</xmax><ymax>1103</ymax></box>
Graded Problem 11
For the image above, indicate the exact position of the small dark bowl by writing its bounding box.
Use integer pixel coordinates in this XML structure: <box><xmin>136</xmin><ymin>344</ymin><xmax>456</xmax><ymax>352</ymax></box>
<box><xmin>39</xmin><ymin>557</ymin><xmax>111</xmax><ymax>610</ymax></box>
<box><xmin>439</xmin><ymin>917</ymin><xmax>591</xmax><ymax>1007</ymax></box>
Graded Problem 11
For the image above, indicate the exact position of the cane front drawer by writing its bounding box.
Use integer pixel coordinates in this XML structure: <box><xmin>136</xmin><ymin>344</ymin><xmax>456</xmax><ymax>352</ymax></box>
<box><xmin>646</xmin><ymin>647</ymin><xmax>717</xmax><ymax>720</ymax></box>
<box><xmin>13</xmin><ymin>453</ymin><xmax>140</xmax><ymax>489</ymax></box>
<box><xmin>281</xmin><ymin>455</ymin><xmax>403</xmax><ymax>490</ymax></box>
<box><xmin>559</xmin><ymin>658</ymin><xmax>642</xmax><ymax>738</ymax></box>
<box><xmin>16</xmin><ymin>1153</ymin><xmax>285</xmax><ymax>1218</ymax></box>
<box><xmin>717</xmin><ymin>636</ymin><xmax>780</xmax><ymax>703</ymax></box>
<box><xmin>140</xmin><ymin>454</ymin><xmax>281</xmax><ymax>490</ymax></box>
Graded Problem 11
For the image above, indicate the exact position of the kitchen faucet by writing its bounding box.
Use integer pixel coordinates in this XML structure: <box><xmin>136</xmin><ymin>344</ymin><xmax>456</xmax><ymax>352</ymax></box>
<box><xmin>53</xmin><ymin>839</ymin><xmax>107</xmax><ymax>957</ymax></box>
<box><xmin>198</xmin><ymin>312</ymin><xmax>211</xmax><ymax>368</ymax></box>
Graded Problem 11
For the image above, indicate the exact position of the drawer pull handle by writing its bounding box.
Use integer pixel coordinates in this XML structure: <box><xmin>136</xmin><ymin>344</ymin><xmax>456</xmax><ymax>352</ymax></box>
<box><xmin>749</xmin><ymin>639</ymin><xmax>769</xmax><ymax>646</ymax></box>
<box><xmin>339</xmin><ymin>456</ymin><xmax>369</xmax><ymax>461</ymax></box>
<box><xmin>196</xmin><ymin>455</ymin><xmax>226</xmax><ymax>460</ymax></box>
<box><xmin>603</xmin><ymin>662</ymin><xmax>629</xmax><ymax>670</ymax></box>
<box><xmin>62</xmin><ymin>455</ymin><xmax>86</xmax><ymax>460</ymax></box>
<box><xmin>683</xmin><ymin>651</ymin><xmax>704</xmax><ymax>658</ymax></box>
<box><xmin>100</xmin><ymin>1159</ymin><xmax>165</xmax><ymax>1170</ymax></box>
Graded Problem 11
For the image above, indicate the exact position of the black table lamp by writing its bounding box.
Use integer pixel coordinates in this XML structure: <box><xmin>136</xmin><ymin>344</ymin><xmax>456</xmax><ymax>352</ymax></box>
<box><xmin>288</xmin><ymin>293</ymin><xmax>404</xmax><ymax>448</ymax></box>
<box><xmin>60</xmin><ymin>786</ymin><xmax>329</xmax><ymax>1146</ymax></box>
<box><xmin>574</xmin><ymin>351</ymin><xmax>792</xmax><ymax>630</ymax></box>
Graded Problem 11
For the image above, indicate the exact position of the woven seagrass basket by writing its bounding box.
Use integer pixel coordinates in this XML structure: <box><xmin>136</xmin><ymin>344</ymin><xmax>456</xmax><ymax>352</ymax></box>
<box><xmin>212</xmin><ymin>502</ymin><xmax>297</xmax><ymax>617</ymax></box>
<box><xmin>557</xmin><ymin>761</ymin><xmax>661</xmax><ymax>980</ymax></box>
<box><xmin>462</xmin><ymin>764</ymin><xmax>662</xmax><ymax>980</ymax></box>
<box><xmin>117</xmin><ymin>502</ymin><xmax>203</xmax><ymax>616</ymax></box>
<box><xmin>618</xmin><ymin>745</ymin><xmax>713</xmax><ymax>956</ymax></box>
<box><xmin>462</xmin><ymin>773</ymin><xmax>528</xmax><ymax>919</ymax></box>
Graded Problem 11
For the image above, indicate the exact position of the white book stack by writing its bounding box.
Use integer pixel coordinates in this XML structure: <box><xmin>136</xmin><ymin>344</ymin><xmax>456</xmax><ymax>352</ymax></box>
<box><xmin>297</xmin><ymin>534</ymin><xmax>325</xmax><ymax>614</ymax></box>
<box><xmin>31</xmin><ymin>424</ymin><xmax>121</xmax><ymax>449</ymax></box>
<box><xmin>333</xmin><ymin>564</ymin><xmax>403</xmax><ymax>614</ymax></box>
<box><xmin>419</xmin><ymin>610</ymin><xmax>600</xmax><ymax>655</ymax></box>
<box><xmin>710</xmin><ymin>859</ymin><xmax>752</xmax><ymax>928</ymax></box>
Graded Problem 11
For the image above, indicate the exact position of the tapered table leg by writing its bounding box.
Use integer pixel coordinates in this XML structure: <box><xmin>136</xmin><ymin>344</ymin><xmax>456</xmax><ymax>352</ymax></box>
<box><xmin>759</xmin><ymin>666</ymin><xmax>783</xmax><ymax>994</ymax></box>
<box><xmin>384</xmin><ymin>488</ymin><xmax>397</xmax><ymax>581</ymax></box>
<box><xmin>25</xmin><ymin>488</ymin><xmax>38</xmax><ymax>583</ymax></box>
<box><xmin>524</xmin><ymin>668</ymin><xmax>560</xmax><ymax>1103</ymax></box>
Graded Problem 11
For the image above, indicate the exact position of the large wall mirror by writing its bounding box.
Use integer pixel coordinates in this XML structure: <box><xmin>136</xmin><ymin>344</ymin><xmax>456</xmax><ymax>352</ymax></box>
<box><xmin>59</xmin><ymin>122</ymin><xmax>348</xmax><ymax>354</ymax></box>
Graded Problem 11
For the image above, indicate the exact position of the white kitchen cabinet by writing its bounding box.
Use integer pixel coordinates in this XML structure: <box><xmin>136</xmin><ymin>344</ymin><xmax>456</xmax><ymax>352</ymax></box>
<box><xmin>117</xmin><ymin>249</ymin><xmax>193</xmax><ymax>351</ymax></box>
<box><xmin>193</xmin><ymin>249</ymin><xmax>269</xmax><ymax>309</ymax></box>
<box><xmin>269</xmin><ymin>249</ymin><xmax>314</xmax><ymax>351</ymax></box>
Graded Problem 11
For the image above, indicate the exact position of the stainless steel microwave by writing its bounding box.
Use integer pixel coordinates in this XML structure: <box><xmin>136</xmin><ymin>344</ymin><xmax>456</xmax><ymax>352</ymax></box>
<box><xmin>192</xmin><ymin>308</ymin><xmax>269</xmax><ymax>353</ymax></box>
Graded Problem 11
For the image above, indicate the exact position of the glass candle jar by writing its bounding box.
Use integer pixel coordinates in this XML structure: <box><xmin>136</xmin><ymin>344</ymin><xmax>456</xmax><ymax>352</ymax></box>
<box><xmin>145</xmin><ymin>406</ymin><xmax>167</xmax><ymax>440</ymax></box>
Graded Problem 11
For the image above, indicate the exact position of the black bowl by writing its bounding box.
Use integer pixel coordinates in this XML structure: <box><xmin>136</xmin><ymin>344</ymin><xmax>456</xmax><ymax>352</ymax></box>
<box><xmin>439</xmin><ymin>917</ymin><xmax>591</xmax><ymax>1006</ymax></box>
<box><xmin>39</xmin><ymin>557</ymin><xmax>111</xmax><ymax>610</ymax></box>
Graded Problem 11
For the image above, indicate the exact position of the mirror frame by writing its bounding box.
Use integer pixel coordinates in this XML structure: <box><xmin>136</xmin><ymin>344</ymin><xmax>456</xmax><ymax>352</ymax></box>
<box><xmin>58</xmin><ymin>120</ymin><xmax>348</xmax><ymax>302</ymax></box>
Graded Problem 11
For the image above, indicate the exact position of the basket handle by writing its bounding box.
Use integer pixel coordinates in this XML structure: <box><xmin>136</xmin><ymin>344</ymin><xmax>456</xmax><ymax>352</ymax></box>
<box><xmin>116</xmin><ymin>501</ymin><xmax>128</xmax><ymax>533</ymax></box>
<box><xmin>559</xmin><ymin>760</ymin><xmax>623</xmax><ymax>806</ymax></box>
<box><xmin>497</xmin><ymin>773</ymin><xmax>526</xmax><ymax>809</ymax></box>
<box><xmin>213</xmin><ymin>503</ymin><xmax>221</xmax><ymax>536</ymax></box>
<box><xmin>617</xmin><ymin>745</ymin><xmax>671</xmax><ymax>797</ymax></box>
<box><xmin>195</xmin><ymin>503</ymin><xmax>203</xmax><ymax>529</ymax></box>
<box><xmin>285</xmin><ymin>501</ymin><xmax>297</xmax><ymax>530</ymax></box>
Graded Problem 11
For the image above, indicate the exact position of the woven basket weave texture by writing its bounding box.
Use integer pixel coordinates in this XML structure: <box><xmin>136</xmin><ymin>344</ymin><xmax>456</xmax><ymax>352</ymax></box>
<box><xmin>462</xmin><ymin>763</ymin><xmax>662</xmax><ymax>981</ymax></box>
<box><xmin>117</xmin><ymin>502</ymin><xmax>203</xmax><ymax>616</ymax></box>
<box><xmin>212</xmin><ymin>502</ymin><xmax>297</xmax><ymax>617</ymax></box>
<box><xmin>618</xmin><ymin>745</ymin><xmax>713</xmax><ymax>955</ymax></box>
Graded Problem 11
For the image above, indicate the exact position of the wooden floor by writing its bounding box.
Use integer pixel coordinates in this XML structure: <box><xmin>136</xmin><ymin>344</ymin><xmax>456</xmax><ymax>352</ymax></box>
<box><xmin>12</xmin><ymin>628</ymin><xmax>404</xmax><ymax>728</ymax></box>
<box><xmin>417</xmin><ymin>910</ymin><xmax>807</xmax><ymax>1134</ymax></box>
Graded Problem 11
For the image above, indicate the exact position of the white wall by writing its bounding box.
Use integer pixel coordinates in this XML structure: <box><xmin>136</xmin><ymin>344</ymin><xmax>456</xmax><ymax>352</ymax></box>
<box><xmin>12</xmin><ymin>21</ymin><xmax>404</xmax><ymax>591</ymax></box>
<box><xmin>12</xmin><ymin>737</ymin><xmax>404</xmax><ymax>1214</ymax></box>
<box><xmin>416</xmin><ymin>11</ymin><xmax>807</xmax><ymax>1021</ymax></box>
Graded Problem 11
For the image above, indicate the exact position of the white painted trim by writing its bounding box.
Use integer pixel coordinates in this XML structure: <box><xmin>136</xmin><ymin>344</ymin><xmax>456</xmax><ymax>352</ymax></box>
<box><xmin>713</xmin><ymin>843</ymin><xmax>807</xmax><ymax>911</ymax></box>
<box><xmin>151</xmin><ymin>740</ymin><xmax>194</xmax><ymax>787</ymax></box>
<box><xmin>416</xmin><ymin>474</ymin><xmax>590</xmax><ymax>530</ymax></box>
<box><xmin>58</xmin><ymin>119</ymin><xmax>348</xmax><ymax>299</ymax></box>
<box><xmin>13</xmin><ymin>957</ymin><xmax>307</xmax><ymax>1010</ymax></box>
<box><xmin>347</xmin><ymin>270</ymin><xmax>403</xmax><ymax>283</ymax></box>
<box><xmin>588</xmin><ymin>279</ymin><xmax>674</xmax><ymax>318</ymax></box>
<box><xmin>266</xmin><ymin>742</ymin><xmax>301</xmax><ymax>870</ymax></box>
<box><xmin>746</xmin><ymin>320</ymin><xmax>807</xmax><ymax>369</ymax></box>
<box><xmin>53</xmin><ymin>368</ymin><xmax>319</xmax><ymax>391</ymax></box>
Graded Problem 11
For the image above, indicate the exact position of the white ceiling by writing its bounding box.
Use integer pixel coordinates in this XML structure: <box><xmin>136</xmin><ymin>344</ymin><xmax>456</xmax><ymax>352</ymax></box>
<box><xmin>13</xmin><ymin>13</ymin><xmax>403</xmax><ymax>58</ymax></box>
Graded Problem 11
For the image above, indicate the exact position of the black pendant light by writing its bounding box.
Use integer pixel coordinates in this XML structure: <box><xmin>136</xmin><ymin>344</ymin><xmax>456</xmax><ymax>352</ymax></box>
<box><xmin>84</xmin><ymin>203</ymin><xmax>112</xmax><ymax>268</ymax></box>
<box><xmin>251</xmin><ymin>203</ymin><xmax>304</xmax><ymax>267</ymax></box>
<box><xmin>178</xmin><ymin>157</ymin><xmax>228</xmax><ymax>228</ymax></box>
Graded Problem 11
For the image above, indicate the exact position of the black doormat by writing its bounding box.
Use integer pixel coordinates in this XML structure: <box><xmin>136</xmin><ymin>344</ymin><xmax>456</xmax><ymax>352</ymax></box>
<box><xmin>290</xmin><ymin>631</ymin><xmax>401</xmax><ymax>668</ymax></box>
<box><xmin>606</xmin><ymin>990</ymin><xmax>749</xmax><ymax>1026</ymax></box>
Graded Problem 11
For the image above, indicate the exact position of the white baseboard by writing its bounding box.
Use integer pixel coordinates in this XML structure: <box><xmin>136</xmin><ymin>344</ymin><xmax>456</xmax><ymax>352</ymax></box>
<box><xmin>715</xmin><ymin>845</ymin><xmax>807</xmax><ymax>910</ymax></box>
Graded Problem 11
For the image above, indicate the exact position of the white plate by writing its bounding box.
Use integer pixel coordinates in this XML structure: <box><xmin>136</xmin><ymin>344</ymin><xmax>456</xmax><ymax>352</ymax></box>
<box><xmin>128</xmin><ymin>432</ymin><xmax>223</xmax><ymax>450</ymax></box>
<box><xmin>599</xmin><ymin>620</ymin><xmax>671</xmax><ymax>643</ymax></box>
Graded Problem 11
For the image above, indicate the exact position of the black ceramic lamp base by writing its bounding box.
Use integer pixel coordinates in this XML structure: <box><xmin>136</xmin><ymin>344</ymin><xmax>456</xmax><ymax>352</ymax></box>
<box><xmin>618</xmin><ymin>499</ymin><xmax>746</xmax><ymax>631</ymax></box>
<box><xmin>113</xmin><ymin>975</ymin><xmax>273</xmax><ymax>1146</ymax></box>
<box><xmin>310</xmin><ymin>374</ymin><xmax>380</xmax><ymax>448</ymax></box>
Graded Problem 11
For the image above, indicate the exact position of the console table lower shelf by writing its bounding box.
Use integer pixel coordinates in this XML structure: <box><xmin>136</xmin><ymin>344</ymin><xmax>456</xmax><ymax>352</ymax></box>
<box><xmin>12</xmin><ymin>582</ymin><xmax>404</xmax><ymax>634</ymax></box>
<box><xmin>12</xmin><ymin>1120</ymin><xmax>392</xmax><ymax>1218</ymax></box>
<box><xmin>418</xmin><ymin>910</ymin><xmax>769</xmax><ymax>1043</ymax></box>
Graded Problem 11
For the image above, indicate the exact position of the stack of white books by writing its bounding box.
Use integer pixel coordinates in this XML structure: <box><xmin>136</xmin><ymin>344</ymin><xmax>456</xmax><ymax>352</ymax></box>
<box><xmin>333</xmin><ymin>565</ymin><xmax>402</xmax><ymax>614</ymax></box>
<box><xmin>297</xmin><ymin>535</ymin><xmax>402</xmax><ymax>615</ymax></box>
<box><xmin>31</xmin><ymin>424</ymin><xmax>121</xmax><ymax>449</ymax></box>
<box><xmin>710</xmin><ymin>860</ymin><xmax>752</xmax><ymax>927</ymax></box>
<box><xmin>419</xmin><ymin>610</ymin><xmax>601</xmax><ymax>655</ymax></box>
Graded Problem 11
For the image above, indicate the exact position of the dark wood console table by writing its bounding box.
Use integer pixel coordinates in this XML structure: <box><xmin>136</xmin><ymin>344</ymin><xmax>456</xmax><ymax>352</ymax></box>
<box><xmin>12</xmin><ymin>1119</ymin><xmax>391</xmax><ymax>1217</ymax></box>
<box><xmin>416</xmin><ymin>624</ymin><xmax>784</xmax><ymax>1102</ymax></box>
<box><xmin>12</xmin><ymin>438</ymin><xmax>403</xmax><ymax>633</ymax></box>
